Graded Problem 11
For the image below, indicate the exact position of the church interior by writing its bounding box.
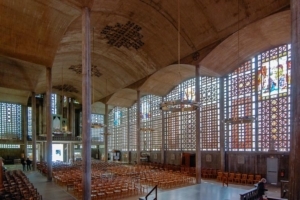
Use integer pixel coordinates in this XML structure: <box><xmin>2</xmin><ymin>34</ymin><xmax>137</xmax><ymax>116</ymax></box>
<box><xmin>0</xmin><ymin>0</ymin><xmax>299</xmax><ymax>199</ymax></box>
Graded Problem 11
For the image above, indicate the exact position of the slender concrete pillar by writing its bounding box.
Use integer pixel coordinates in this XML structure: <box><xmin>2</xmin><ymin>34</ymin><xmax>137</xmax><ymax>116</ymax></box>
<box><xmin>219</xmin><ymin>78</ymin><xmax>225</xmax><ymax>172</ymax></box>
<box><xmin>69</xmin><ymin>98</ymin><xmax>75</xmax><ymax>138</ymax></box>
<box><xmin>32</xmin><ymin>92</ymin><xmax>37</xmax><ymax>171</ymax></box>
<box><xmin>38</xmin><ymin>102</ymin><xmax>42</xmax><ymax>135</ymax></box>
<box><xmin>23</xmin><ymin>106</ymin><xmax>28</xmax><ymax>159</ymax></box>
<box><xmin>104</xmin><ymin>104</ymin><xmax>108</xmax><ymax>163</ymax></box>
<box><xmin>43</xmin><ymin>94</ymin><xmax>47</xmax><ymax>136</ymax></box>
<box><xmin>161</xmin><ymin>97</ymin><xmax>165</xmax><ymax>164</ymax></box>
<box><xmin>136</xmin><ymin>90</ymin><xmax>141</xmax><ymax>164</ymax></box>
<box><xmin>289</xmin><ymin>0</ymin><xmax>300</xmax><ymax>198</ymax></box>
<box><xmin>0</xmin><ymin>158</ymin><xmax>3</xmax><ymax>190</ymax></box>
<box><xmin>195</xmin><ymin>64</ymin><xmax>201</xmax><ymax>184</ymax></box>
<box><xmin>70</xmin><ymin>143</ymin><xmax>74</xmax><ymax>163</ymax></box>
<box><xmin>127</xmin><ymin>107</ymin><xmax>130</xmax><ymax>163</ymax></box>
<box><xmin>81</xmin><ymin>7</ymin><xmax>91</xmax><ymax>200</ymax></box>
<box><xmin>43</xmin><ymin>142</ymin><xmax>46</xmax><ymax>162</ymax></box>
<box><xmin>46</xmin><ymin>67</ymin><xmax>53</xmax><ymax>181</ymax></box>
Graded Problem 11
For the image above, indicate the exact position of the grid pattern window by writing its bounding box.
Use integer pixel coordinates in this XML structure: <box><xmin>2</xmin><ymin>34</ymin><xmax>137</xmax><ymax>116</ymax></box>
<box><xmin>0</xmin><ymin>144</ymin><xmax>20</xmax><ymax>148</ymax></box>
<box><xmin>165</xmin><ymin>84</ymin><xmax>182</xmax><ymax>151</ymax></box>
<box><xmin>91</xmin><ymin>114</ymin><xmax>104</xmax><ymax>142</ymax></box>
<box><xmin>180</xmin><ymin>79</ymin><xmax>196</xmax><ymax>151</ymax></box>
<box><xmin>225</xmin><ymin>60</ymin><xmax>256</xmax><ymax>151</ymax></box>
<box><xmin>257</xmin><ymin>44</ymin><xmax>291</xmax><ymax>152</ymax></box>
<box><xmin>28</xmin><ymin>107</ymin><xmax>32</xmax><ymax>137</ymax></box>
<box><xmin>108</xmin><ymin>107</ymin><xmax>128</xmax><ymax>151</ymax></box>
<box><xmin>165</xmin><ymin>78</ymin><xmax>197</xmax><ymax>151</ymax></box>
<box><xmin>200</xmin><ymin>77</ymin><xmax>220</xmax><ymax>151</ymax></box>
<box><xmin>0</xmin><ymin>103</ymin><xmax>22</xmax><ymax>140</ymax></box>
<box><xmin>225</xmin><ymin>44</ymin><xmax>291</xmax><ymax>152</ymax></box>
<box><xmin>51</xmin><ymin>94</ymin><xmax>57</xmax><ymax>115</ymax></box>
<box><xmin>129</xmin><ymin>104</ymin><xmax>137</xmax><ymax>151</ymax></box>
<box><xmin>140</xmin><ymin>95</ymin><xmax>162</xmax><ymax>151</ymax></box>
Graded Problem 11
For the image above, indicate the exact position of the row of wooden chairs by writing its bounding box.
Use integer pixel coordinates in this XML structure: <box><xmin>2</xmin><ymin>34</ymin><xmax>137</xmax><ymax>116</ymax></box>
<box><xmin>46</xmin><ymin>161</ymin><xmax>196</xmax><ymax>199</ymax></box>
<box><xmin>216</xmin><ymin>172</ymin><xmax>261</xmax><ymax>185</ymax></box>
<box><xmin>0</xmin><ymin>170</ymin><xmax>42</xmax><ymax>200</ymax></box>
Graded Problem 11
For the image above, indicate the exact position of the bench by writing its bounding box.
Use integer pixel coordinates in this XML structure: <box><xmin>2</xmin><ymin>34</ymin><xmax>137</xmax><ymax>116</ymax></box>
<box><xmin>240</xmin><ymin>188</ymin><xmax>288</xmax><ymax>200</ymax></box>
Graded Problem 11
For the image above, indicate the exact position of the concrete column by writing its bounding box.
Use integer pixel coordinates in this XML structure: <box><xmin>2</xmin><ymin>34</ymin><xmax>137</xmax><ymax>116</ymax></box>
<box><xmin>195</xmin><ymin>64</ymin><xmax>201</xmax><ymax>184</ymax></box>
<box><xmin>127</xmin><ymin>107</ymin><xmax>130</xmax><ymax>163</ymax></box>
<box><xmin>70</xmin><ymin>143</ymin><xmax>74</xmax><ymax>163</ymax></box>
<box><xmin>0</xmin><ymin>158</ymin><xmax>3</xmax><ymax>190</ymax></box>
<box><xmin>46</xmin><ymin>67</ymin><xmax>52</xmax><ymax>181</ymax></box>
<box><xmin>289</xmin><ymin>0</ymin><xmax>300</xmax><ymax>199</ymax></box>
<box><xmin>81</xmin><ymin>7</ymin><xmax>91</xmax><ymax>200</ymax></box>
<box><xmin>104</xmin><ymin>104</ymin><xmax>108</xmax><ymax>163</ymax></box>
<box><xmin>23</xmin><ymin>105</ymin><xmax>28</xmax><ymax>158</ymax></box>
<box><xmin>161</xmin><ymin>97</ymin><xmax>165</xmax><ymax>164</ymax></box>
<box><xmin>219</xmin><ymin>78</ymin><xmax>225</xmax><ymax>172</ymax></box>
<box><xmin>43</xmin><ymin>94</ymin><xmax>47</xmax><ymax>135</ymax></box>
<box><xmin>69</xmin><ymin>98</ymin><xmax>75</xmax><ymax>138</ymax></box>
<box><xmin>38</xmin><ymin>102</ymin><xmax>42</xmax><ymax>135</ymax></box>
<box><xmin>32</xmin><ymin>92</ymin><xmax>37</xmax><ymax>171</ymax></box>
<box><xmin>136</xmin><ymin>90</ymin><xmax>141</xmax><ymax>164</ymax></box>
<box><xmin>43</xmin><ymin>142</ymin><xmax>46</xmax><ymax>162</ymax></box>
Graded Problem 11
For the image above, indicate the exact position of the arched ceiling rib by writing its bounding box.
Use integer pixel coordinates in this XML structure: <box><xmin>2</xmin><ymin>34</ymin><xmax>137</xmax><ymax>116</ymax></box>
<box><xmin>111</xmin><ymin>10</ymin><xmax>291</xmax><ymax>105</ymax></box>
<box><xmin>0</xmin><ymin>0</ymin><xmax>291</xmax><ymax>108</ymax></box>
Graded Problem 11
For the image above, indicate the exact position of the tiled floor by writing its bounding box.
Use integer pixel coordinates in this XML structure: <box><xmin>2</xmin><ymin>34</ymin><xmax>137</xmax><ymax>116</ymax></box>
<box><xmin>6</xmin><ymin>164</ymin><xmax>282</xmax><ymax>200</ymax></box>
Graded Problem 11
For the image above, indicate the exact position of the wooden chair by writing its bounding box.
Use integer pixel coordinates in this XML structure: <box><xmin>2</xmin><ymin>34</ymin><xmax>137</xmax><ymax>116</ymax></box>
<box><xmin>234</xmin><ymin>173</ymin><xmax>241</xmax><ymax>183</ymax></box>
<box><xmin>241</xmin><ymin>174</ymin><xmax>248</xmax><ymax>184</ymax></box>
<box><xmin>247</xmin><ymin>174</ymin><xmax>254</xmax><ymax>184</ymax></box>
<box><xmin>211</xmin><ymin>169</ymin><xmax>217</xmax><ymax>178</ymax></box>
<box><xmin>228</xmin><ymin>173</ymin><xmax>235</xmax><ymax>183</ymax></box>
<box><xmin>216</xmin><ymin>171</ymin><xmax>223</xmax><ymax>181</ymax></box>
<box><xmin>203</xmin><ymin>169</ymin><xmax>210</xmax><ymax>178</ymax></box>
<box><xmin>254</xmin><ymin>174</ymin><xmax>261</xmax><ymax>183</ymax></box>
<box><xmin>222</xmin><ymin>172</ymin><xmax>229</xmax><ymax>187</ymax></box>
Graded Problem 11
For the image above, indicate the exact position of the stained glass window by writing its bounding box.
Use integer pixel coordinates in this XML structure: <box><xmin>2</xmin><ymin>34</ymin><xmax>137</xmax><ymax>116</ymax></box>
<box><xmin>257</xmin><ymin>44</ymin><xmax>291</xmax><ymax>152</ymax></box>
<box><xmin>51</xmin><ymin>94</ymin><xmax>57</xmax><ymax>115</ymax></box>
<box><xmin>91</xmin><ymin>114</ymin><xmax>104</xmax><ymax>142</ymax></box>
<box><xmin>200</xmin><ymin>76</ymin><xmax>220</xmax><ymax>151</ymax></box>
<box><xmin>225</xmin><ymin>44</ymin><xmax>291</xmax><ymax>152</ymax></box>
<box><xmin>165</xmin><ymin>83</ymin><xmax>184</xmax><ymax>151</ymax></box>
<box><xmin>140</xmin><ymin>95</ymin><xmax>162</xmax><ymax>151</ymax></box>
<box><xmin>28</xmin><ymin>107</ymin><xmax>32</xmax><ymax>137</ymax></box>
<box><xmin>108</xmin><ymin>107</ymin><xmax>128</xmax><ymax>151</ymax></box>
<box><xmin>129</xmin><ymin>104</ymin><xmax>137</xmax><ymax>151</ymax></box>
<box><xmin>0</xmin><ymin>103</ymin><xmax>22</xmax><ymax>140</ymax></box>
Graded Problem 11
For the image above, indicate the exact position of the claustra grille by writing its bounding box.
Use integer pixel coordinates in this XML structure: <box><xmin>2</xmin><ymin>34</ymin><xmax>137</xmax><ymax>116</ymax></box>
<box><xmin>108</xmin><ymin>107</ymin><xmax>128</xmax><ymax>151</ymax></box>
<box><xmin>225</xmin><ymin>44</ymin><xmax>291</xmax><ymax>152</ymax></box>
<box><xmin>0</xmin><ymin>103</ymin><xmax>22</xmax><ymax>140</ymax></box>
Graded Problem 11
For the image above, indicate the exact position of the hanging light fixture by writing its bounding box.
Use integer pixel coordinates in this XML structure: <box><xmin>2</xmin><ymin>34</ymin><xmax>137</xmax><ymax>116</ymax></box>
<box><xmin>90</xmin><ymin>27</ymin><xmax>106</xmax><ymax>129</ymax></box>
<box><xmin>223</xmin><ymin>0</ymin><xmax>255</xmax><ymax>125</ymax></box>
<box><xmin>160</xmin><ymin>0</ymin><xmax>200</xmax><ymax>112</ymax></box>
<box><xmin>140</xmin><ymin>127</ymin><xmax>155</xmax><ymax>132</ymax></box>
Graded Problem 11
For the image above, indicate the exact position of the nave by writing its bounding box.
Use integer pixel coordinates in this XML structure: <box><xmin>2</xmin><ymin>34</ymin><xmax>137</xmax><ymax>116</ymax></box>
<box><xmin>4</xmin><ymin>164</ymin><xmax>282</xmax><ymax>200</ymax></box>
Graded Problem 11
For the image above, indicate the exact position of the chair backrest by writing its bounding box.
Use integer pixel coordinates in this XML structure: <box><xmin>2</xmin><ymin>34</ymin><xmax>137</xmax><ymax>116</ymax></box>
<box><xmin>248</xmin><ymin>174</ymin><xmax>254</xmax><ymax>179</ymax></box>
<box><xmin>229</xmin><ymin>173</ymin><xmax>235</xmax><ymax>178</ymax></box>
<box><xmin>235</xmin><ymin>173</ymin><xmax>241</xmax><ymax>178</ymax></box>
<box><xmin>241</xmin><ymin>174</ymin><xmax>247</xmax><ymax>179</ymax></box>
<box><xmin>255</xmin><ymin>174</ymin><xmax>261</xmax><ymax>181</ymax></box>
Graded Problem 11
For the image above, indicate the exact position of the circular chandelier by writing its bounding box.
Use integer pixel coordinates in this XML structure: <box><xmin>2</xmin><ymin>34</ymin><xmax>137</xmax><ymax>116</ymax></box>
<box><xmin>160</xmin><ymin>100</ymin><xmax>201</xmax><ymax>112</ymax></box>
<box><xmin>140</xmin><ymin>127</ymin><xmax>155</xmax><ymax>132</ymax></box>
<box><xmin>91</xmin><ymin>123</ymin><xmax>106</xmax><ymax>129</ymax></box>
<box><xmin>223</xmin><ymin>116</ymin><xmax>256</xmax><ymax>124</ymax></box>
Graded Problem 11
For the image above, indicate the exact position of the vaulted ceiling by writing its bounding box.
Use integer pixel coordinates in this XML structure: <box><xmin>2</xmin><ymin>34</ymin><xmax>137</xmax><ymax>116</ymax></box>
<box><xmin>0</xmin><ymin>0</ymin><xmax>291</xmax><ymax>111</ymax></box>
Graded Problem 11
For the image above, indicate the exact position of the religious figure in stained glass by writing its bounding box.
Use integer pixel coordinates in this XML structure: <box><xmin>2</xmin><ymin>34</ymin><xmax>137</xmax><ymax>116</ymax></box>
<box><xmin>258</xmin><ymin>57</ymin><xmax>289</xmax><ymax>97</ymax></box>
